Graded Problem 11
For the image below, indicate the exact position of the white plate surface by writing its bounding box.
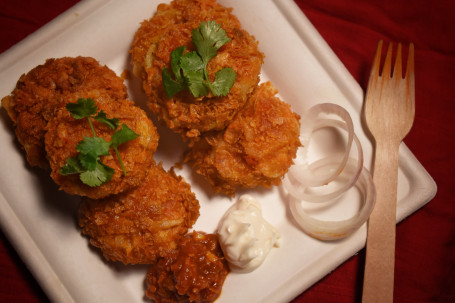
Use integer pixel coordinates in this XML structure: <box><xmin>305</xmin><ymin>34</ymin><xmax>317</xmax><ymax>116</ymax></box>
<box><xmin>0</xmin><ymin>0</ymin><xmax>437</xmax><ymax>302</ymax></box>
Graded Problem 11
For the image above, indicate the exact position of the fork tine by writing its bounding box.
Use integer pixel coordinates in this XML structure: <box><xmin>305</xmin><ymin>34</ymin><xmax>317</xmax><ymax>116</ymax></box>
<box><xmin>368</xmin><ymin>40</ymin><xmax>383</xmax><ymax>87</ymax></box>
<box><xmin>406</xmin><ymin>43</ymin><xmax>416</xmax><ymax>112</ymax></box>
<box><xmin>406</xmin><ymin>43</ymin><xmax>415</xmax><ymax>84</ymax></box>
<box><xmin>382</xmin><ymin>42</ymin><xmax>393</xmax><ymax>78</ymax></box>
<box><xmin>393</xmin><ymin>43</ymin><xmax>402</xmax><ymax>79</ymax></box>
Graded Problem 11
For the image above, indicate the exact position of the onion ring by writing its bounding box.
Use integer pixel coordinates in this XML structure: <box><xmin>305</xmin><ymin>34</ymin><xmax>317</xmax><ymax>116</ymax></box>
<box><xmin>288</xmin><ymin>159</ymin><xmax>375</xmax><ymax>240</ymax></box>
<box><xmin>283</xmin><ymin>103</ymin><xmax>375</xmax><ymax>240</ymax></box>
<box><xmin>284</xmin><ymin>118</ymin><xmax>363</xmax><ymax>203</ymax></box>
<box><xmin>292</xmin><ymin>103</ymin><xmax>354</xmax><ymax>187</ymax></box>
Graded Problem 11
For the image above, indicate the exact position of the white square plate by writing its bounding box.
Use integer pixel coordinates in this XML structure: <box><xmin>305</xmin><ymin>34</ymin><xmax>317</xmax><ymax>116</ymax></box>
<box><xmin>0</xmin><ymin>0</ymin><xmax>437</xmax><ymax>302</ymax></box>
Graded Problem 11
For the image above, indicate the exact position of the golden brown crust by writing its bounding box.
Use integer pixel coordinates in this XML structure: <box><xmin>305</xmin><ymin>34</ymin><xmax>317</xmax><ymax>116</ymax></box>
<box><xmin>130</xmin><ymin>0</ymin><xmax>242</xmax><ymax>79</ymax></box>
<box><xmin>78</xmin><ymin>164</ymin><xmax>200</xmax><ymax>264</ymax></box>
<box><xmin>130</xmin><ymin>0</ymin><xmax>264</xmax><ymax>141</ymax></box>
<box><xmin>45</xmin><ymin>98</ymin><xmax>159</xmax><ymax>199</ymax></box>
<box><xmin>185</xmin><ymin>82</ymin><xmax>301</xmax><ymax>196</ymax></box>
<box><xmin>1</xmin><ymin>57</ymin><xmax>127</xmax><ymax>168</ymax></box>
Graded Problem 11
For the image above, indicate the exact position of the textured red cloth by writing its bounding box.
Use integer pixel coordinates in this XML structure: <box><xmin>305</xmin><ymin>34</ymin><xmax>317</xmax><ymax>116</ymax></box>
<box><xmin>0</xmin><ymin>1</ymin><xmax>453</xmax><ymax>302</ymax></box>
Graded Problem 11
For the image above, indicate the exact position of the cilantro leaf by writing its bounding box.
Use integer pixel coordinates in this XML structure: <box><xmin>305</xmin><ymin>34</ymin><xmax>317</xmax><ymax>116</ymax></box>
<box><xmin>59</xmin><ymin>157</ymin><xmax>85</xmax><ymax>175</ymax></box>
<box><xmin>210</xmin><ymin>67</ymin><xmax>237</xmax><ymax>96</ymax></box>
<box><xmin>111</xmin><ymin>124</ymin><xmax>139</xmax><ymax>148</ymax></box>
<box><xmin>180</xmin><ymin>51</ymin><xmax>204</xmax><ymax>71</ymax></box>
<box><xmin>192</xmin><ymin>21</ymin><xmax>231</xmax><ymax>62</ymax></box>
<box><xmin>94</xmin><ymin>110</ymin><xmax>119</xmax><ymax>130</ymax></box>
<box><xmin>59</xmin><ymin>100</ymin><xmax>141</xmax><ymax>187</ymax></box>
<box><xmin>66</xmin><ymin>98</ymin><xmax>98</xmax><ymax>119</ymax></box>
<box><xmin>111</xmin><ymin>124</ymin><xmax>139</xmax><ymax>176</ymax></box>
<box><xmin>184</xmin><ymin>69</ymin><xmax>210</xmax><ymax>97</ymax></box>
<box><xmin>170</xmin><ymin>46</ymin><xmax>186</xmax><ymax>81</ymax></box>
<box><xmin>79</xmin><ymin>152</ymin><xmax>104</xmax><ymax>171</ymax></box>
<box><xmin>162</xmin><ymin>68</ymin><xmax>186</xmax><ymax>98</ymax></box>
<box><xmin>76</xmin><ymin>136</ymin><xmax>111</xmax><ymax>173</ymax></box>
<box><xmin>76</xmin><ymin>137</ymin><xmax>111</xmax><ymax>158</ymax></box>
<box><xmin>162</xmin><ymin>21</ymin><xmax>237</xmax><ymax>99</ymax></box>
<box><xmin>59</xmin><ymin>155</ymin><xmax>115</xmax><ymax>188</ymax></box>
<box><xmin>79</xmin><ymin>161</ymin><xmax>114</xmax><ymax>187</ymax></box>
<box><xmin>162</xmin><ymin>46</ymin><xmax>188</xmax><ymax>98</ymax></box>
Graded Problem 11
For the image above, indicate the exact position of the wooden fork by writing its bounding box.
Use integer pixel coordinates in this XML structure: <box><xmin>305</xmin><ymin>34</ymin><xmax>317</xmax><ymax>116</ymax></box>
<box><xmin>362</xmin><ymin>40</ymin><xmax>415</xmax><ymax>302</ymax></box>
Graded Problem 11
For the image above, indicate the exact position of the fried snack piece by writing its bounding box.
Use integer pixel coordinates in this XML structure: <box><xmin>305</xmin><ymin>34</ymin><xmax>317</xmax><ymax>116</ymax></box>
<box><xmin>78</xmin><ymin>164</ymin><xmax>200</xmax><ymax>264</ymax></box>
<box><xmin>145</xmin><ymin>231</ymin><xmax>229</xmax><ymax>303</ymax></box>
<box><xmin>45</xmin><ymin>98</ymin><xmax>159</xmax><ymax>199</ymax></box>
<box><xmin>185</xmin><ymin>82</ymin><xmax>301</xmax><ymax>196</ymax></box>
<box><xmin>1</xmin><ymin>57</ymin><xmax>127</xmax><ymax>168</ymax></box>
<box><xmin>130</xmin><ymin>0</ymin><xmax>264</xmax><ymax>141</ymax></box>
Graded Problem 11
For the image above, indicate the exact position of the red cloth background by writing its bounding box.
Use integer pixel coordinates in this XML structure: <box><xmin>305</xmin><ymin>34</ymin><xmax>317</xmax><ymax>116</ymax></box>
<box><xmin>0</xmin><ymin>0</ymin><xmax>454</xmax><ymax>302</ymax></box>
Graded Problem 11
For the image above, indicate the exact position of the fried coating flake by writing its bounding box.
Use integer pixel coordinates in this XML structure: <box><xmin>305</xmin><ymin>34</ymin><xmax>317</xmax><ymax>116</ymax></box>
<box><xmin>145</xmin><ymin>231</ymin><xmax>229</xmax><ymax>303</ymax></box>
<box><xmin>185</xmin><ymin>82</ymin><xmax>301</xmax><ymax>196</ymax></box>
<box><xmin>45</xmin><ymin>97</ymin><xmax>159</xmax><ymax>199</ymax></box>
<box><xmin>78</xmin><ymin>164</ymin><xmax>200</xmax><ymax>264</ymax></box>
<box><xmin>130</xmin><ymin>0</ymin><xmax>264</xmax><ymax>140</ymax></box>
<box><xmin>1</xmin><ymin>57</ymin><xmax>127</xmax><ymax>168</ymax></box>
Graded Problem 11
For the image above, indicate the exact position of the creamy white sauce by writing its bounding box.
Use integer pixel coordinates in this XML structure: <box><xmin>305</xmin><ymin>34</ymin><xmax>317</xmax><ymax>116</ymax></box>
<box><xmin>217</xmin><ymin>195</ymin><xmax>280</xmax><ymax>273</ymax></box>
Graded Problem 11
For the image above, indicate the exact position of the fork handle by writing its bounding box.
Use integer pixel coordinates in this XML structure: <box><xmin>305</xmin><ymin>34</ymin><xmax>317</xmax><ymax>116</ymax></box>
<box><xmin>362</xmin><ymin>141</ymin><xmax>400</xmax><ymax>303</ymax></box>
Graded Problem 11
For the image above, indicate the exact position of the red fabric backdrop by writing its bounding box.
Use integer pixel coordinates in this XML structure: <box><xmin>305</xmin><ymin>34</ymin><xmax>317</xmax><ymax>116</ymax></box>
<box><xmin>0</xmin><ymin>0</ymin><xmax>454</xmax><ymax>302</ymax></box>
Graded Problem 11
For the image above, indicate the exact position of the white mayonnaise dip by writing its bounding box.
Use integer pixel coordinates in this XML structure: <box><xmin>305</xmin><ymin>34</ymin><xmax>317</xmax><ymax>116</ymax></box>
<box><xmin>217</xmin><ymin>195</ymin><xmax>280</xmax><ymax>273</ymax></box>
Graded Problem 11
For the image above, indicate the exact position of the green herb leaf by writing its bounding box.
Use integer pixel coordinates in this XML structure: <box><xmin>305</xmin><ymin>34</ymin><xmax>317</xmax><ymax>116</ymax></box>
<box><xmin>192</xmin><ymin>20</ymin><xmax>231</xmax><ymax>62</ymax></box>
<box><xmin>59</xmin><ymin>100</ymin><xmax>141</xmax><ymax>187</ymax></box>
<box><xmin>75</xmin><ymin>136</ymin><xmax>111</xmax><ymax>174</ymax></box>
<box><xmin>59</xmin><ymin>157</ymin><xmax>85</xmax><ymax>175</ymax></box>
<box><xmin>77</xmin><ymin>153</ymin><xmax>98</xmax><ymax>171</ymax></box>
<box><xmin>162</xmin><ymin>21</ymin><xmax>237</xmax><ymax>99</ymax></box>
<box><xmin>170</xmin><ymin>46</ymin><xmax>186</xmax><ymax>81</ymax></box>
<box><xmin>110</xmin><ymin>124</ymin><xmax>140</xmax><ymax>176</ymax></box>
<box><xmin>76</xmin><ymin>137</ymin><xmax>111</xmax><ymax>158</ymax></box>
<box><xmin>66</xmin><ymin>98</ymin><xmax>98</xmax><ymax>119</ymax></box>
<box><xmin>210</xmin><ymin>67</ymin><xmax>237</xmax><ymax>96</ymax></box>
<box><xmin>79</xmin><ymin>161</ymin><xmax>115</xmax><ymax>187</ymax></box>
<box><xmin>184</xmin><ymin>69</ymin><xmax>210</xmax><ymax>97</ymax></box>
<box><xmin>94</xmin><ymin>110</ymin><xmax>119</xmax><ymax>130</ymax></box>
<box><xmin>162</xmin><ymin>46</ymin><xmax>188</xmax><ymax>98</ymax></box>
<box><xmin>162</xmin><ymin>67</ymin><xmax>186</xmax><ymax>98</ymax></box>
<box><xmin>180</xmin><ymin>51</ymin><xmax>204</xmax><ymax>71</ymax></box>
<box><xmin>111</xmin><ymin>124</ymin><xmax>139</xmax><ymax>148</ymax></box>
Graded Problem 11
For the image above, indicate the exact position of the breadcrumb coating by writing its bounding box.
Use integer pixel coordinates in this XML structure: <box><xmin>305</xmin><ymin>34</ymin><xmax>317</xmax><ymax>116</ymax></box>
<box><xmin>45</xmin><ymin>97</ymin><xmax>159</xmax><ymax>199</ymax></box>
<box><xmin>1</xmin><ymin>57</ymin><xmax>127</xmax><ymax>168</ymax></box>
<box><xmin>78</xmin><ymin>163</ymin><xmax>200</xmax><ymax>264</ymax></box>
<box><xmin>185</xmin><ymin>82</ymin><xmax>301</xmax><ymax>196</ymax></box>
<box><xmin>130</xmin><ymin>0</ymin><xmax>264</xmax><ymax>141</ymax></box>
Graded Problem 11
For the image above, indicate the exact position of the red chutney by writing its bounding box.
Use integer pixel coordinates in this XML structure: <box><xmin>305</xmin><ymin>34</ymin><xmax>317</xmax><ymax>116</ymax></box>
<box><xmin>145</xmin><ymin>231</ymin><xmax>229</xmax><ymax>303</ymax></box>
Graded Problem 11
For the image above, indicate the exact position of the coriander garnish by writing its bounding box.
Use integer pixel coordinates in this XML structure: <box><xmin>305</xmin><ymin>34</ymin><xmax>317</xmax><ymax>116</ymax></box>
<box><xmin>162</xmin><ymin>20</ymin><xmax>237</xmax><ymax>98</ymax></box>
<box><xmin>59</xmin><ymin>98</ymin><xmax>139</xmax><ymax>187</ymax></box>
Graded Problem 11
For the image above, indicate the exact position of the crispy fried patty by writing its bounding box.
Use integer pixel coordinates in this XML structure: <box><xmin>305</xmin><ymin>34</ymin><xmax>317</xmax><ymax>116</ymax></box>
<box><xmin>1</xmin><ymin>57</ymin><xmax>127</xmax><ymax>168</ymax></box>
<box><xmin>78</xmin><ymin>163</ymin><xmax>200</xmax><ymax>264</ymax></box>
<box><xmin>185</xmin><ymin>82</ymin><xmax>301</xmax><ymax>196</ymax></box>
<box><xmin>130</xmin><ymin>0</ymin><xmax>264</xmax><ymax>141</ymax></box>
<box><xmin>45</xmin><ymin>97</ymin><xmax>159</xmax><ymax>199</ymax></box>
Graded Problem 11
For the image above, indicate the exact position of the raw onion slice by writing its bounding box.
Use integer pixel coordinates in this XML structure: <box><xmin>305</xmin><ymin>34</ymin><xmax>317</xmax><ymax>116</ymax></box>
<box><xmin>283</xmin><ymin>103</ymin><xmax>375</xmax><ymax>240</ymax></box>
<box><xmin>288</xmin><ymin>159</ymin><xmax>375</xmax><ymax>240</ymax></box>
<box><xmin>284</xmin><ymin>118</ymin><xmax>363</xmax><ymax>203</ymax></box>
<box><xmin>291</xmin><ymin>103</ymin><xmax>354</xmax><ymax>187</ymax></box>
